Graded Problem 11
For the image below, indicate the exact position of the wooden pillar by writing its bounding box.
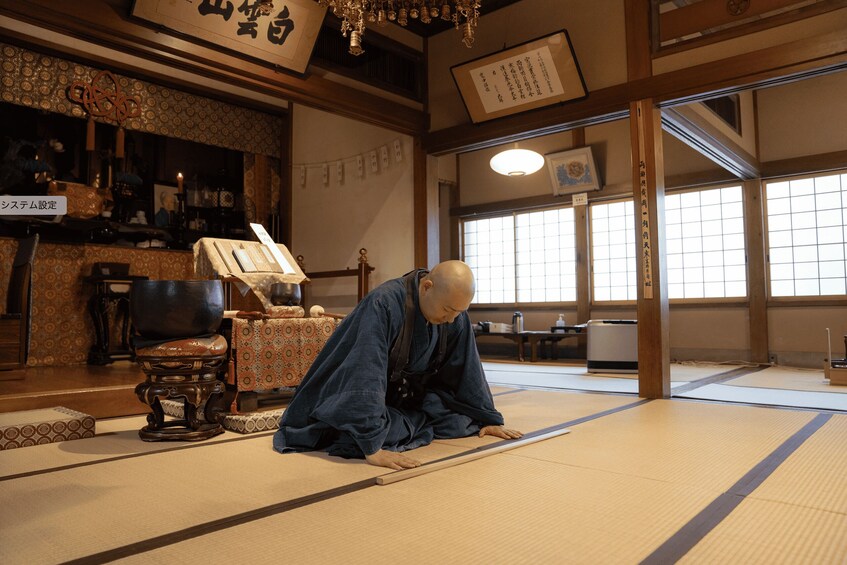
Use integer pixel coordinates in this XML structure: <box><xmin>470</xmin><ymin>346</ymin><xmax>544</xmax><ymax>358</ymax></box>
<box><xmin>572</xmin><ymin>128</ymin><xmax>590</xmax><ymax>336</ymax></box>
<box><xmin>413</xmin><ymin>136</ymin><xmax>429</xmax><ymax>268</ymax></box>
<box><xmin>450</xmin><ymin>157</ymin><xmax>461</xmax><ymax>260</ymax></box>
<box><xmin>744</xmin><ymin>179</ymin><xmax>770</xmax><ymax>363</ymax></box>
<box><xmin>630</xmin><ymin>99</ymin><xmax>670</xmax><ymax>398</ymax></box>
<box><xmin>279</xmin><ymin>106</ymin><xmax>293</xmax><ymax>247</ymax></box>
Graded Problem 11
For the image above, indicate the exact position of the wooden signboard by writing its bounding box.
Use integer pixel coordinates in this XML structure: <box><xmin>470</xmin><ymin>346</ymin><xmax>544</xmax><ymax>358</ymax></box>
<box><xmin>131</xmin><ymin>0</ymin><xmax>326</xmax><ymax>74</ymax></box>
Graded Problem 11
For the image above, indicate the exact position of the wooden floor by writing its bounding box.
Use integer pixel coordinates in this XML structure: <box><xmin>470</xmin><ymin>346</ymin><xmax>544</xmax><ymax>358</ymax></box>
<box><xmin>0</xmin><ymin>362</ymin><xmax>148</xmax><ymax>418</ymax></box>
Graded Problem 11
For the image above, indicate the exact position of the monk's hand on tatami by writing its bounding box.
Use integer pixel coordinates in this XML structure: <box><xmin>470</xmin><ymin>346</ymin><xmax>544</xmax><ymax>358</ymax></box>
<box><xmin>365</xmin><ymin>449</ymin><xmax>422</xmax><ymax>470</ymax></box>
<box><xmin>478</xmin><ymin>425</ymin><xmax>523</xmax><ymax>440</ymax></box>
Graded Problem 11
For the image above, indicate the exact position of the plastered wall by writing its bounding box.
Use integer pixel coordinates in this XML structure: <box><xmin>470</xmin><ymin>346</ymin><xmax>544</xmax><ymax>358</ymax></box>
<box><xmin>291</xmin><ymin>104</ymin><xmax>415</xmax><ymax>312</ymax></box>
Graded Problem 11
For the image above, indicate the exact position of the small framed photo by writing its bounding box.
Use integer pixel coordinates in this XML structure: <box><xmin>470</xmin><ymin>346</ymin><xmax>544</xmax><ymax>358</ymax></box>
<box><xmin>546</xmin><ymin>146</ymin><xmax>601</xmax><ymax>196</ymax></box>
<box><xmin>153</xmin><ymin>183</ymin><xmax>178</xmax><ymax>227</ymax></box>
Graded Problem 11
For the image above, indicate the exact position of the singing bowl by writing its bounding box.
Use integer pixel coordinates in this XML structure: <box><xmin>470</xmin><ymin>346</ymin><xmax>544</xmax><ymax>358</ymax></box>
<box><xmin>130</xmin><ymin>279</ymin><xmax>224</xmax><ymax>339</ymax></box>
<box><xmin>270</xmin><ymin>282</ymin><xmax>302</xmax><ymax>306</ymax></box>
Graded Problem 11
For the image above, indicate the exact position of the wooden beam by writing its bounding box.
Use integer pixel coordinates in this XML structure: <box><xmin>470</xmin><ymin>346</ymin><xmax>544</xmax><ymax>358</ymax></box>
<box><xmin>425</xmin><ymin>29</ymin><xmax>847</xmax><ymax>155</ymax></box>
<box><xmin>0</xmin><ymin>0</ymin><xmax>427</xmax><ymax>135</ymax></box>
<box><xmin>662</xmin><ymin>105</ymin><xmax>761</xmax><ymax>179</ymax></box>
<box><xmin>656</xmin><ymin>1</ymin><xmax>847</xmax><ymax>56</ymax></box>
<box><xmin>761</xmin><ymin>149</ymin><xmax>847</xmax><ymax>178</ymax></box>
<box><xmin>630</xmin><ymin>100</ymin><xmax>670</xmax><ymax>399</ymax></box>
<box><xmin>743</xmin><ymin>179</ymin><xmax>769</xmax><ymax>364</ymax></box>
<box><xmin>660</xmin><ymin>0</ymin><xmax>815</xmax><ymax>43</ymax></box>
<box><xmin>625</xmin><ymin>0</ymin><xmax>652</xmax><ymax>80</ymax></box>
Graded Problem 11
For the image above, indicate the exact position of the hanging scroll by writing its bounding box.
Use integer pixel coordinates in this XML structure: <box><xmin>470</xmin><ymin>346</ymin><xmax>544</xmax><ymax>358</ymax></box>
<box><xmin>635</xmin><ymin>101</ymin><xmax>654</xmax><ymax>299</ymax></box>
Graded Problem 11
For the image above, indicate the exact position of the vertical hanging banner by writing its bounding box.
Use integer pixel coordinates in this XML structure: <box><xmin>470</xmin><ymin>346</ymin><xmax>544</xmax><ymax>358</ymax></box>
<box><xmin>131</xmin><ymin>0</ymin><xmax>326</xmax><ymax>74</ymax></box>
<box><xmin>635</xmin><ymin>101</ymin><xmax>654</xmax><ymax>299</ymax></box>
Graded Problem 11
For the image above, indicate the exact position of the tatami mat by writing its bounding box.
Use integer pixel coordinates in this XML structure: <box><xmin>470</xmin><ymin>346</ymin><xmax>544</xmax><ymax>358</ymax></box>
<box><xmin>120</xmin><ymin>454</ymin><xmax>719</xmax><ymax>565</ymax></box>
<box><xmin>0</xmin><ymin>415</ymin><xmax>268</xmax><ymax>479</ymax></box>
<box><xmin>681</xmin><ymin>498</ymin><xmax>847</xmax><ymax>564</ymax></box>
<box><xmin>511</xmin><ymin>399</ymin><xmax>815</xmax><ymax>491</ymax></box>
<box><xmin>116</xmin><ymin>397</ymin><xmax>827</xmax><ymax>565</ymax></box>
<box><xmin>482</xmin><ymin>361</ymin><xmax>717</xmax><ymax>394</ymax></box>
<box><xmin>680</xmin><ymin>415</ymin><xmax>847</xmax><ymax>563</ymax></box>
<box><xmin>0</xmin><ymin>429</ymin><xmax>469</xmax><ymax>564</ymax></box>
<box><xmin>676</xmin><ymin>383</ymin><xmax>847</xmax><ymax>411</ymax></box>
<box><xmin>1</xmin><ymin>386</ymin><xmax>842</xmax><ymax>564</ymax></box>
<box><xmin>726</xmin><ymin>365</ymin><xmax>846</xmax><ymax>394</ymax></box>
<box><xmin>435</xmin><ymin>388</ymin><xmax>639</xmax><ymax>449</ymax></box>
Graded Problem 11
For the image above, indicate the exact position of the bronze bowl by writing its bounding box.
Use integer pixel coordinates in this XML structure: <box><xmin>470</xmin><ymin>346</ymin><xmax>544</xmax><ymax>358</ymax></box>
<box><xmin>130</xmin><ymin>279</ymin><xmax>224</xmax><ymax>339</ymax></box>
<box><xmin>270</xmin><ymin>282</ymin><xmax>302</xmax><ymax>306</ymax></box>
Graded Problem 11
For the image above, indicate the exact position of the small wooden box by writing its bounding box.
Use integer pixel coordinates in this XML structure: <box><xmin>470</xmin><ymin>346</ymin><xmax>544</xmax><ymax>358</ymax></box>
<box><xmin>824</xmin><ymin>362</ymin><xmax>847</xmax><ymax>386</ymax></box>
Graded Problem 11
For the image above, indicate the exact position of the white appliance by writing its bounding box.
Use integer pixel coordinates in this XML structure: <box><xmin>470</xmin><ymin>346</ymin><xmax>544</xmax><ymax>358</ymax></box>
<box><xmin>587</xmin><ymin>319</ymin><xmax>638</xmax><ymax>373</ymax></box>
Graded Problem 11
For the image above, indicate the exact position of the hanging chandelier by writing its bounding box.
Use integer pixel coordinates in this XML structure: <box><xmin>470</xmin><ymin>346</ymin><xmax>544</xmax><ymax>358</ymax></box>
<box><xmin>316</xmin><ymin>1</ymin><xmax>481</xmax><ymax>55</ymax></box>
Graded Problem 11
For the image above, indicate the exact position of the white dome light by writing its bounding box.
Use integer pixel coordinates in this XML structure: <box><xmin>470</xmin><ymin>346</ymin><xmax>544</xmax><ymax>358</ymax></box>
<box><xmin>489</xmin><ymin>149</ymin><xmax>545</xmax><ymax>177</ymax></box>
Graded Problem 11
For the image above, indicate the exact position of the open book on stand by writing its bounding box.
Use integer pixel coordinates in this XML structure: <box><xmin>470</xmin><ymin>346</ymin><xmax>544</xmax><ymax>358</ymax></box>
<box><xmin>211</xmin><ymin>240</ymin><xmax>297</xmax><ymax>274</ymax></box>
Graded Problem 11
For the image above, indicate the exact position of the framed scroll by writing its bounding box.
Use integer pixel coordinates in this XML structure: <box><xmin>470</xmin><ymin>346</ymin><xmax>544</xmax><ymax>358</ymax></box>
<box><xmin>131</xmin><ymin>0</ymin><xmax>326</xmax><ymax>74</ymax></box>
<box><xmin>450</xmin><ymin>30</ymin><xmax>587</xmax><ymax>124</ymax></box>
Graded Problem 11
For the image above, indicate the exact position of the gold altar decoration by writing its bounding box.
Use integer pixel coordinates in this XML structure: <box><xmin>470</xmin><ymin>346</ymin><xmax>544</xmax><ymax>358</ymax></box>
<box><xmin>317</xmin><ymin>0</ymin><xmax>480</xmax><ymax>55</ymax></box>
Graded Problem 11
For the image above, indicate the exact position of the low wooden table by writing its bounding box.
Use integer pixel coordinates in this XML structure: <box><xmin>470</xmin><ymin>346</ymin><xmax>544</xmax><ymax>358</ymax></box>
<box><xmin>475</xmin><ymin>327</ymin><xmax>585</xmax><ymax>362</ymax></box>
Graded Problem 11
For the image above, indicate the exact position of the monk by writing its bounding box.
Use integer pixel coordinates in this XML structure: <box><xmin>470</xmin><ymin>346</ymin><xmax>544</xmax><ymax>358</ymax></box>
<box><xmin>273</xmin><ymin>260</ymin><xmax>522</xmax><ymax>470</ymax></box>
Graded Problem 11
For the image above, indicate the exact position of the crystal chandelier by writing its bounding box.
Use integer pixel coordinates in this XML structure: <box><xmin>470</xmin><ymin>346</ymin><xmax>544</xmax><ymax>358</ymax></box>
<box><xmin>316</xmin><ymin>1</ymin><xmax>481</xmax><ymax>55</ymax></box>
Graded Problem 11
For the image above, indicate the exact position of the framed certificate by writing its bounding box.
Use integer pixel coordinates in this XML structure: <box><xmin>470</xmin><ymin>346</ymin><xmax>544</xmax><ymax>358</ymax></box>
<box><xmin>451</xmin><ymin>30</ymin><xmax>587</xmax><ymax>124</ymax></box>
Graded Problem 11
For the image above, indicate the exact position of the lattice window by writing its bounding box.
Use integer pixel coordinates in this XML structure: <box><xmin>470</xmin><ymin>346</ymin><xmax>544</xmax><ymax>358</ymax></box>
<box><xmin>462</xmin><ymin>206</ymin><xmax>576</xmax><ymax>304</ymax></box>
<box><xmin>666</xmin><ymin>185</ymin><xmax>747</xmax><ymax>299</ymax></box>
<box><xmin>591</xmin><ymin>200</ymin><xmax>637</xmax><ymax>301</ymax></box>
<box><xmin>765</xmin><ymin>172</ymin><xmax>847</xmax><ymax>297</ymax></box>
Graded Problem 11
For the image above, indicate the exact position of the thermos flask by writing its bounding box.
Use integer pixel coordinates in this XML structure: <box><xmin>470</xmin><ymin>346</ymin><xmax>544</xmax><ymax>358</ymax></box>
<box><xmin>512</xmin><ymin>311</ymin><xmax>523</xmax><ymax>333</ymax></box>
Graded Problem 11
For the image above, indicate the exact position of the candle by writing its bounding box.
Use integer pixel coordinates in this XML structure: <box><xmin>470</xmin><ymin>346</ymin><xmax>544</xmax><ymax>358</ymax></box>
<box><xmin>177</xmin><ymin>172</ymin><xmax>183</xmax><ymax>193</ymax></box>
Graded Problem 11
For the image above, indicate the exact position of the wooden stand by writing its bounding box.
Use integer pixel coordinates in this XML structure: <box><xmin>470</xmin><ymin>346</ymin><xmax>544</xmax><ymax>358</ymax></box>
<box><xmin>824</xmin><ymin>362</ymin><xmax>847</xmax><ymax>386</ymax></box>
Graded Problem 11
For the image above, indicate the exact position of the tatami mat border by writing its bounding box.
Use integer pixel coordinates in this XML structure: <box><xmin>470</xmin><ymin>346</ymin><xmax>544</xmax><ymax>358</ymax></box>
<box><xmin>491</xmin><ymin>388</ymin><xmax>524</xmax><ymax>397</ymax></box>
<box><xmin>640</xmin><ymin>412</ymin><xmax>832</xmax><ymax>564</ymax></box>
<box><xmin>0</xmin><ymin>430</ymin><xmax>276</xmax><ymax>482</ymax></box>
<box><xmin>670</xmin><ymin>365</ymin><xmax>766</xmax><ymax>395</ymax></box>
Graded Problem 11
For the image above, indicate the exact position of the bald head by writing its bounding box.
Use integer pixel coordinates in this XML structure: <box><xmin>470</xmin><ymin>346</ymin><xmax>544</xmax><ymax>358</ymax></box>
<box><xmin>418</xmin><ymin>260</ymin><xmax>475</xmax><ymax>325</ymax></box>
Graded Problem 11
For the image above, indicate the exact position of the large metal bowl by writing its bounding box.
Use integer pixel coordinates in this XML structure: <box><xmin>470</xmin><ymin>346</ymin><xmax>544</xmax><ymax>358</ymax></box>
<box><xmin>270</xmin><ymin>282</ymin><xmax>302</xmax><ymax>306</ymax></box>
<box><xmin>130</xmin><ymin>279</ymin><xmax>224</xmax><ymax>339</ymax></box>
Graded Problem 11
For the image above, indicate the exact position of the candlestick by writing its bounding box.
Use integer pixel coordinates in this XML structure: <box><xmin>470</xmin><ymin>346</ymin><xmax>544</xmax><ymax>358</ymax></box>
<box><xmin>177</xmin><ymin>172</ymin><xmax>183</xmax><ymax>193</ymax></box>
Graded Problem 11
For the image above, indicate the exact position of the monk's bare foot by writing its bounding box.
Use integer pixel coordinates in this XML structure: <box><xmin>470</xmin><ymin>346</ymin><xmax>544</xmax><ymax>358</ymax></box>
<box><xmin>365</xmin><ymin>449</ymin><xmax>421</xmax><ymax>470</ymax></box>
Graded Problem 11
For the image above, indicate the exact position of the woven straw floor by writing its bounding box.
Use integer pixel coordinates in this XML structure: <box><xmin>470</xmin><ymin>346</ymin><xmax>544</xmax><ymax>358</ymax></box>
<box><xmin>1</xmin><ymin>384</ymin><xmax>844</xmax><ymax>564</ymax></box>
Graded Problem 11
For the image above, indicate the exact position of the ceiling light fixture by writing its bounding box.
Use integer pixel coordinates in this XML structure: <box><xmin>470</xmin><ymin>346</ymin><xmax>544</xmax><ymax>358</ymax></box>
<box><xmin>316</xmin><ymin>1</ymin><xmax>480</xmax><ymax>55</ymax></box>
<box><xmin>489</xmin><ymin>149</ymin><xmax>545</xmax><ymax>177</ymax></box>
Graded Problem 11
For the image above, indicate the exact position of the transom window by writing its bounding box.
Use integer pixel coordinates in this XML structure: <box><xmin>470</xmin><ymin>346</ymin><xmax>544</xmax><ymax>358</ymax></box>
<box><xmin>765</xmin><ymin>172</ymin><xmax>847</xmax><ymax>297</ymax></box>
<box><xmin>462</xmin><ymin>207</ymin><xmax>576</xmax><ymax>304</ymax></box>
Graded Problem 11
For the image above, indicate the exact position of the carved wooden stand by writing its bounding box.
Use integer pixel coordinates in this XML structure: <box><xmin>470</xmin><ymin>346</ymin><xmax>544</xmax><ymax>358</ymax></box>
<box><xmin>135</xmin><ymin>336</ymin><xmax>228</xmax><ymax>441</ymax></box>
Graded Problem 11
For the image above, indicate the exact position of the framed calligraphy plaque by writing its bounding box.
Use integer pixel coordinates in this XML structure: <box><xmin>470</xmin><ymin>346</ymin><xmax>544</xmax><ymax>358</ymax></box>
<box><xmin>131</xmin><ymin>0</ymin><xmax>326</xmax><ymax>74</ymax></box>
<box><xmin>450</xmin><ymin>30</ymin><xmax>587</xmax><ymax>124</ymax></box>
